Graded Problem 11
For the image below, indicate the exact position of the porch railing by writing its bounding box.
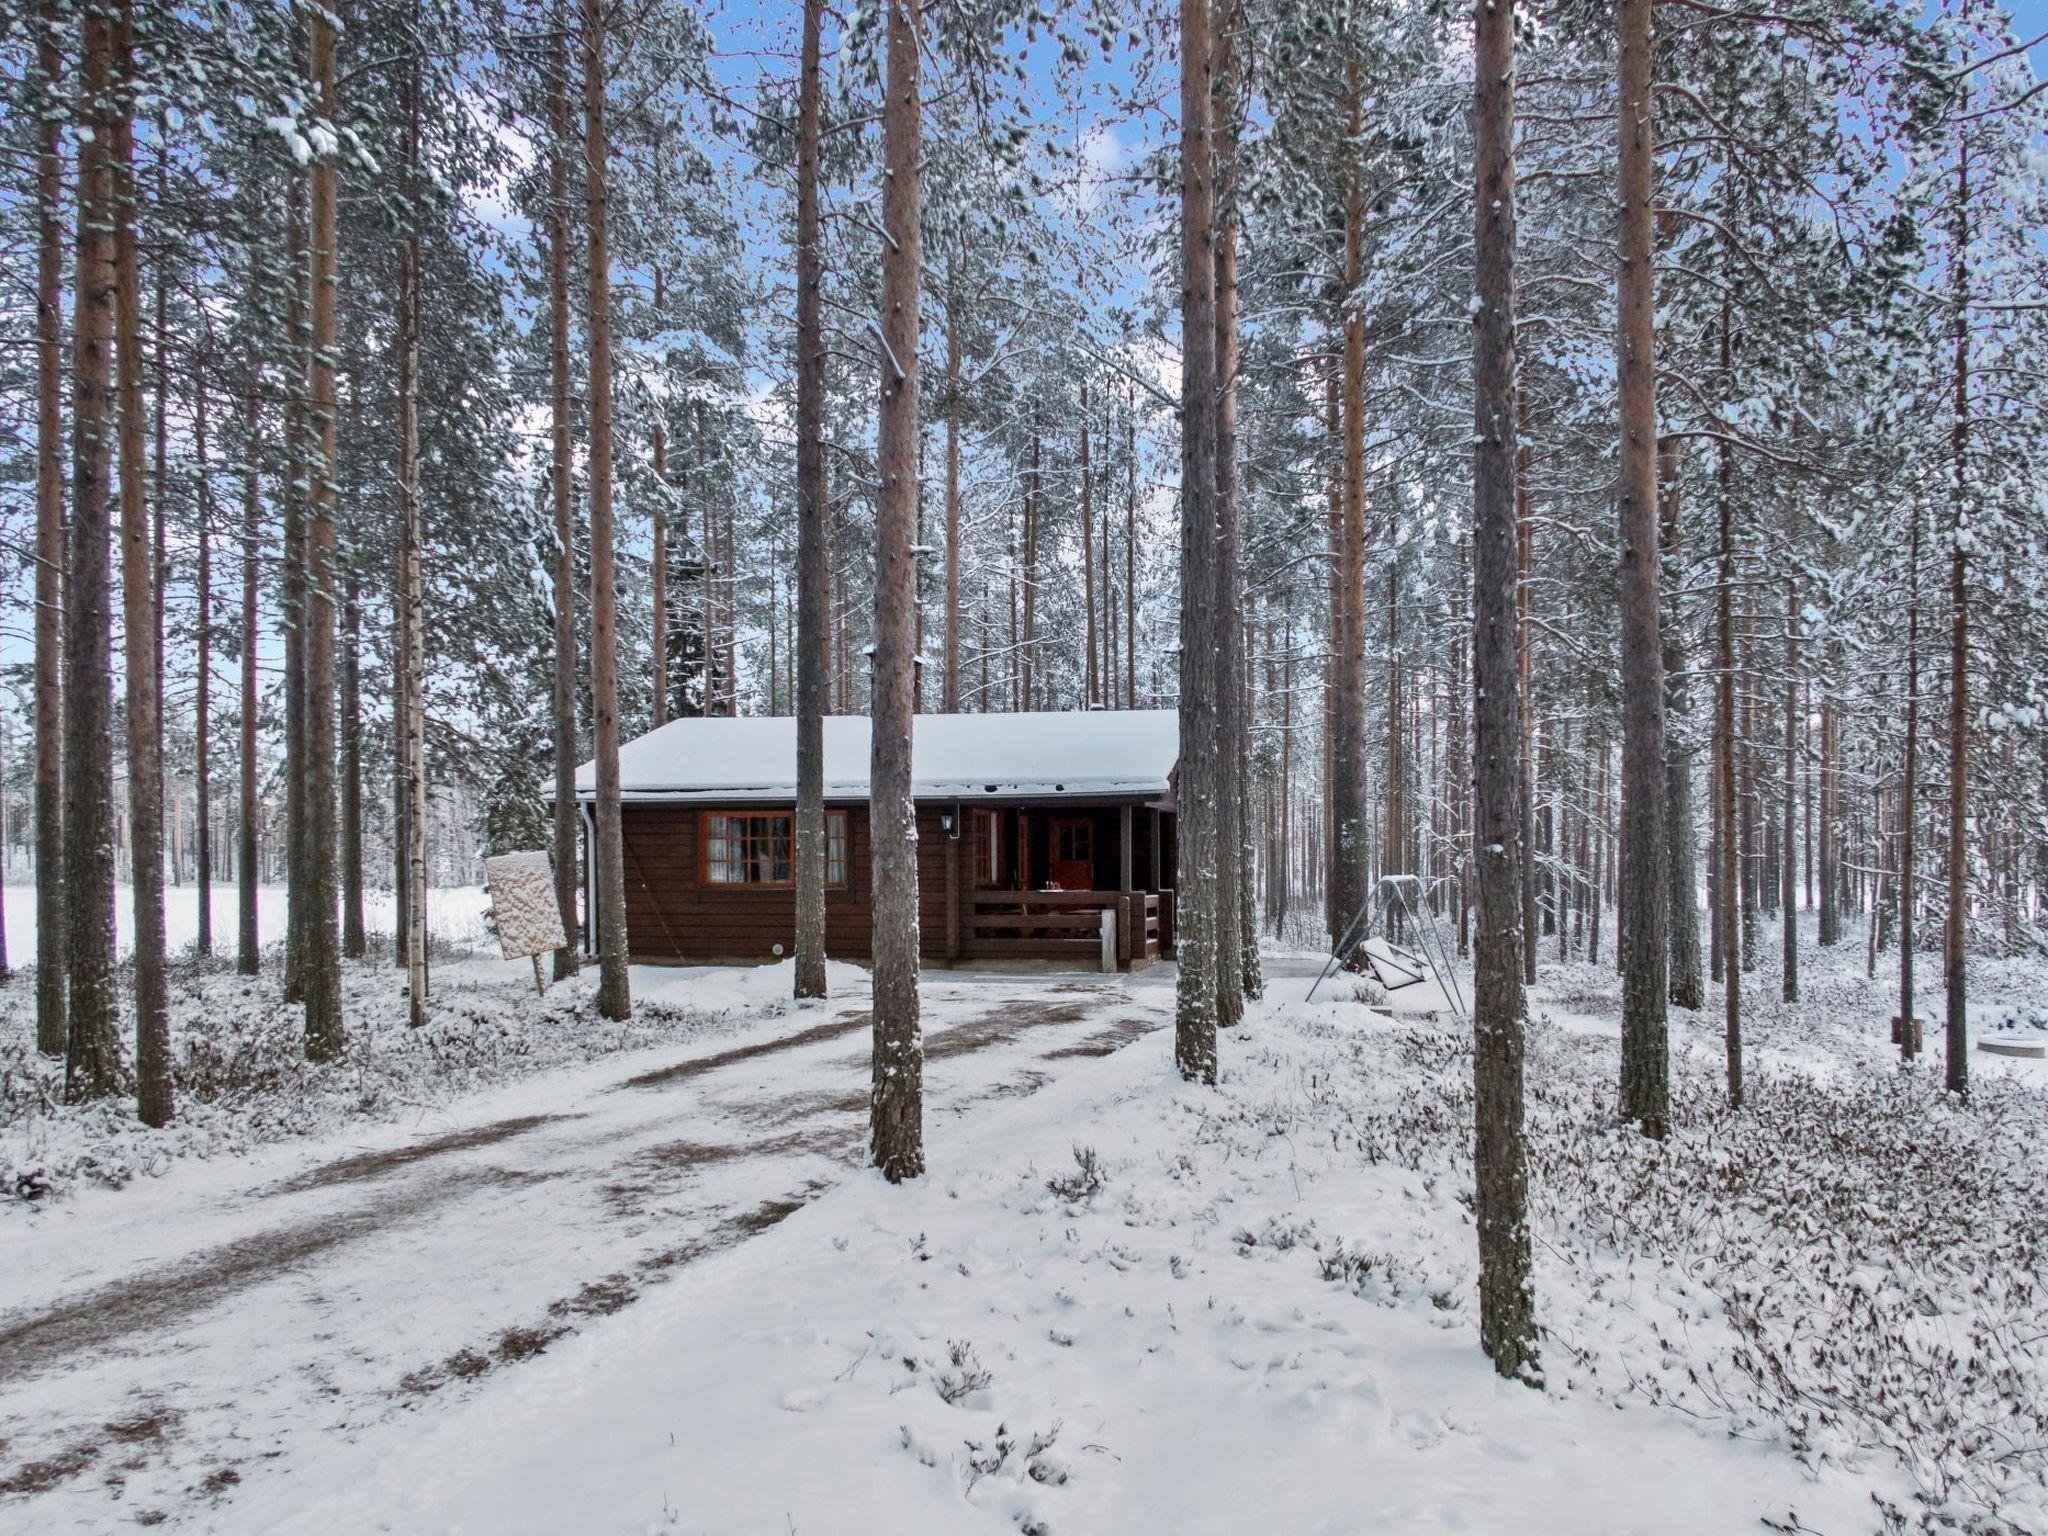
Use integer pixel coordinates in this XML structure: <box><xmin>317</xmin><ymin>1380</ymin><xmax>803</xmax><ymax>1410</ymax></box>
<box><xmin>963</xmin><ymin>889</ymin><xmax>1168</xmax><ymax>968</ymax></box>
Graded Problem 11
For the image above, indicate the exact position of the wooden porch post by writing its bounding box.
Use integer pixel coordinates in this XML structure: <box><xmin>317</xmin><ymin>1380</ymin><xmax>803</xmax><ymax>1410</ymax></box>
<box><xmin>1017</xmin><ymin>808</ymin><xmax>1030</xmax><ymax>889</ymax></box>
<box><xmin>1150</xmin><ymin>806</ymin><xmax>1163</xmax><ymax>889</ymax></box>
<box><xmin>1119</xmin><ymin>803</ymin><xmax>1134</xmax><ymax>891</ymax></box>
<box><xmin>945</xmin><ymin>810</ymin><xmax>960</xmax><ymax>959</ymax></box>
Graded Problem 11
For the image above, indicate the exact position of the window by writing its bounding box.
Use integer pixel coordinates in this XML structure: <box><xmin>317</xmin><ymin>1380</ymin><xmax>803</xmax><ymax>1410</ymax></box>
<box><xmin>702</xmin><ymin>811</ymin><xmax>847</xmax><ymax>887</ymax></box>
<box><xmin>1055</xmin><ymin>821</ymin><xmax>1093</xmax><ymax>862</ymax></box>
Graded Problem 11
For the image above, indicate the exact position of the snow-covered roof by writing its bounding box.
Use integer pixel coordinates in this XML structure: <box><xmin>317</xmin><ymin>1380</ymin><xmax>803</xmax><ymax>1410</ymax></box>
<box><xmin>575</xmin><ymin>710</ymin><xmax>1178</xmax><ymax>804</ymax></box>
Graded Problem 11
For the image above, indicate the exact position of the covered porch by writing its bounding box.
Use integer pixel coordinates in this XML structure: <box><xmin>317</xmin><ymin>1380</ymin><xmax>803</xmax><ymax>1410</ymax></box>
<box><xmin>943</xmin><ymin>800</ymin><xmax>1176</xmax><ymax>971</ymax></box>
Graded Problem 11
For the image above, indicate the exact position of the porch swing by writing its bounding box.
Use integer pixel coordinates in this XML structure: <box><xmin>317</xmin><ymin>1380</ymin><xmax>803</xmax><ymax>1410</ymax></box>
<box><xmin>1307</xmin><ymin>873</ymin><xmax>1467</xmax><ymax>1018</ymax></box>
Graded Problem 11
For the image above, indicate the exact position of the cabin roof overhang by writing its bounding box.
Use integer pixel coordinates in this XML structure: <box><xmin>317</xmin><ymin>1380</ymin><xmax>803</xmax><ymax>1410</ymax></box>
<box><xmin>575</xmin><ymin>711</ymin><xmax>1180</xmax><ymax>808</ymax></box>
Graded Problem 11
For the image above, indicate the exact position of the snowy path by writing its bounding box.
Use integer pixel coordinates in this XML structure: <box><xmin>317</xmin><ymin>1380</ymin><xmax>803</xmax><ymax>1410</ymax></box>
<box><xmin>0</xmin><ymin>968</ymin><xmax>1173</xmax><ymax>1532</ymax></box>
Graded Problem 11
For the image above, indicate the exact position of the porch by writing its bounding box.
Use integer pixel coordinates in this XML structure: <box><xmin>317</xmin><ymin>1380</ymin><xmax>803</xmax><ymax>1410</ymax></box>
<box><xmin>941</xmin><ymin>801</ymin><xmax>1176</xmax><ymax>972</ymax></box>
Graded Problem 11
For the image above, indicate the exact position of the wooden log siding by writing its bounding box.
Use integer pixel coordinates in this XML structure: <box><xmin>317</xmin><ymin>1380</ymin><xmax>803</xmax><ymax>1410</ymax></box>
<box><xmin>615</xmin><ymin>800</ymin><xmax>1171</xmax><ymax>966</ymax></box>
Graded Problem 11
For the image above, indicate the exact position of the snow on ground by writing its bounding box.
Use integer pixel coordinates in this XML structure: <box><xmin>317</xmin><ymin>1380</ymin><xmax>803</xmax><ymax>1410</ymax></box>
<box><xmin>3</xmin><ymin>927</ymin><xmax>2046</xmax><ymax>1534</ymax></box>
<box><xmin>0</xmin><ymin>883</ymin><xmax>494</xmax><ymax>965</ymax></box>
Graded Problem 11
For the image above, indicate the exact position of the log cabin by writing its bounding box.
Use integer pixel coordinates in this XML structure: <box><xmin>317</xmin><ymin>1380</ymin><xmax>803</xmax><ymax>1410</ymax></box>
<box><xmin>574</xmin><ymin>710</ymin><xmax>1179</xmax><ymax>970</ymax></box>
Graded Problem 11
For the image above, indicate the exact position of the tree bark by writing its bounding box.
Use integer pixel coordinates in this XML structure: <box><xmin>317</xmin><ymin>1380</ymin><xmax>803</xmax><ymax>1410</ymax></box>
<box><xmin>1212</xmin><ymin>13</ymin><xmax>1245</xmax><ymax>1024</ymax></box>
<box><xmin>651</xmin><ymin>272</ymin><xmax>670</xmax><ymax>731</ymax></box>
<box><xmin>1817</xmin><ymin>690</ymin><xmax>1837</xmax><ymax>946</ymax></box>
<box><xmin>1899</xmin><ymin>495</ymin><xmax>1921</xmax><ymax>1060</ymax></box>
<box><xmin>33</xmin><ymin>0</ymin><xmax>67</xmax><ymax>1053</ymax></box>
<box><xmin>1659</xmin><ymin>439</ymin><xmax>1703</xmax><ymax>1008</ymax></box>
<box><xmin>1516</xmin><ymin>431</ymin><xmax>1536</xmax><ymax>982</ymax></box>
<box><xmin>1944</xmin><ymin>130</ymin><xmax>1970</xmax><ymax>1099</ymax></box>
<box><xmin>1781</xmin><ymin>579</ymin><xmax>1798</xmax><ymax>1003</ymax></box>
<box><xmin>1331</xmin><ymin>82</ymin><xmax>1369</xmax><ymax>962</ymax></box>
<box><xmin>1614</xmin><ymin>0</ymin><xmax>1671</xmax><ymax>1134</ymax></box>
<box><xmin>869</xmin><ymin>0</ymin><xmax>926</xmax><ymax>1181</ymax></box>
<box><xmin>1174</xmin><ymin>0</ymin><xmax>1220</xmax><ymax>1084</ymax></box>
<box><xmin>547</xmin><ymin>0</ymin><xmax>581</xmax><ymax>979</ymax></box>
<box><xmin>340</xmin><ymin>566</ymin><xmax>365</xmax><ymax>959</ymax></box>
<box><xmin>282</xmin><ymin>167</ymin><xmax>309</xmax><ymax>1004</ymax></box>
<box><xmin>1713</xmin><ymin>430</ymin><xmax>1742</xmax><ymax>1106</ymax></box>
<box><xmin>114</xmin><ymin>8</ymin><xmax>171</xmax><ymax>1126</ymax></box>
<box><xmin>396</xmin><ymin>51</ymin><xmax>429</xmax><ymax>1024</ymax></box>
<box><xmin>195</xmin><ymin>349</ymin><xmax>214</xmax><ymax>957</ymax></box>
<box><xmin>1471</xmin><ymin>0</ymin><xmax>1537</xmax><ymax>1380</ymax></box>
<box><xmin>1082</xmin><ymin>382</ymin><xmax>1098</xmax><ymax>709</ymax></box>
<box><xmin>64</xmin><ymin>0</ymin><xmax>120</xmax><ymax>1101</ymax></box>
<box><xmin>1126</xmin><ymin>401</ymin><xmax>1137</xmax><ymax>709</ymax></box>
<box><xmin>1022</xmin><ymin>430</ymin><xmax>1039</xmax><ymax>709</ymax></box>
<box><xmin>792</xmin><ymin>0</ymin><xmax>829</xmax><ymax>999</ymax></box>
<box><xmin>301</xmin><ymin>1</ymin><xmax>345</xmax><ymax>1060</ymax></box>
<box><xmin>238</xmin><ymin>341</ymin><xmax>261</xmax><ymax>975</ymax></box>
<box><xmin>583</xmin><ymin>0</ymin><xmax>631</xmax><ymax>1021</ymax></box>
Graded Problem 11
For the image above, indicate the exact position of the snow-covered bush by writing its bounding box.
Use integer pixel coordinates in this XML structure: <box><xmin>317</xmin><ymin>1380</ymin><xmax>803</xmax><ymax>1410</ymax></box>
<box><xmin>0</xmin><ymin>958</ymin><xmax>721</xmax><ymax>1205</ymax></box>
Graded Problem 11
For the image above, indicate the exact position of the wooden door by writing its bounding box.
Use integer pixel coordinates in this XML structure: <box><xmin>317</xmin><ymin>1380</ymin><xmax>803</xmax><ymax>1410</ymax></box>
<box><xmin>1049</xmin><ymin>816</ymin><xmax>1095</xmax><ymax>890</ymax></box>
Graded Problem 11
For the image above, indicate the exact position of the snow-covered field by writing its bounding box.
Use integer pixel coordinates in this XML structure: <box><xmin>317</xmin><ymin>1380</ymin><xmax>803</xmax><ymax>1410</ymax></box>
<box><xmin>2</xmin><ymin>929</ymin><xmax>2045</xmax><ymax>1534</ymax></box>
<box><xmin>0</xmin><ymin>882</ymin><xmax>495</xmax><ymax>964</ymax></box>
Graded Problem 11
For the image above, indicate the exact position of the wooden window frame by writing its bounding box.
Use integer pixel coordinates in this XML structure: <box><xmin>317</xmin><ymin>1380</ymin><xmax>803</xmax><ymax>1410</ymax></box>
<box><xmin>699</xmin><ymin>809</ymin><xmax>848</xmax><ymax>889</ymax></box>
<box><xmin>1054</xmin><ymin>817</ymin><xmax>1094</xmax><ymax>863</ymax></box>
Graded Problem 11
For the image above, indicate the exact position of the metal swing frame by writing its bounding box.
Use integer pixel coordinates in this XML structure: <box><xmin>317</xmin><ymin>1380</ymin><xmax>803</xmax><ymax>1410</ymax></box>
<box><xmin>1307</xmin><ymin>872</ymin><xmax>1468</xmax><ymax>1019</ymax></box>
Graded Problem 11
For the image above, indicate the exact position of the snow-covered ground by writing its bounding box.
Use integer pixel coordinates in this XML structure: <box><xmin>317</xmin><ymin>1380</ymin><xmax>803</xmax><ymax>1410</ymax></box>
<box><xmin>0</xmin><ymin>883</ymin><xmax>494</xmax><ymax>964</ymax></box>
<box><xmin>3</xmin><ymin>929</ymin><xmax>2045</xmax><ymax>1534</ymax></box>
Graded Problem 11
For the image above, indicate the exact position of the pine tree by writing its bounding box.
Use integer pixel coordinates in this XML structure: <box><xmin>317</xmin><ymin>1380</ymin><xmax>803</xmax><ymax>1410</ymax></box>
<box><xmin>584</xmin><ymin>0</ymin><xmax>631</xmax><ymax>1022</ymax></box>
<box><xmin>792</xmin><ymin>0</ymin><xmax>829</xmax><ymax>1002</ymax></box>
<box><xmin>1471</xmin><ymin>0</ymin><xmax>1536</xmax><ymax>1378</ymax></box>
<box><xmin>64</xmin><ymin>0</ymin><xmax>123</xmax><ymax>1103</ymax></box>
<box><xmin>869</xmin><ymin>0</ymin><xmax>926</xmax><ymax>1181</ymax></box>
<box><xmin>1614</xmin><ymin>0</ymin><xmax>1672</xmax><ymax>1134</ymax></box>
<box><xmin>1174</xmin><ymin>0</ymin><xmax>1220</xmax><ymax>1086</ymax></box>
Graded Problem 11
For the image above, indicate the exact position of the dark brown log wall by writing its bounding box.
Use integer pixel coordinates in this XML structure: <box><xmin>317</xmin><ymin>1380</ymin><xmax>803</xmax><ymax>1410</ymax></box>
<box><xmin>620</xmin><ymin>803</ymin><xmax>950</xmax><ymax>962</ymax></box>
<box><xmin>616</xmin><ymin>801</ymin><xmax>1169</xmax><ymax>963</ymax></box>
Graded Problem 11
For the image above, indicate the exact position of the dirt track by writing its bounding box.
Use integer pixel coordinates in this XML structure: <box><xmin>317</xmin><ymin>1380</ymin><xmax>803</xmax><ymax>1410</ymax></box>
<box><xmin>0</xmin><ymin>978</ymin><xmax>1165</xmax><ymax>1531</ymax></box>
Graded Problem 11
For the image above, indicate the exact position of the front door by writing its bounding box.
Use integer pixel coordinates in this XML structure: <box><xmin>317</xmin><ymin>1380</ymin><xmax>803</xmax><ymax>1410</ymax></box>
<box><xmin>1049</xmin><ymin>816</ymin><xmax>1095</xmax><ymax>890</ymax></box>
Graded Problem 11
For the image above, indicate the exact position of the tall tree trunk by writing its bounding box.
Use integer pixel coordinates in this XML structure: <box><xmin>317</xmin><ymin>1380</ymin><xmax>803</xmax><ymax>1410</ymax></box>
<box><xmin>114</xmin><ymin>8</ymin><xmax>171</xmax><ymax>1125</ymax></box>
<box><xmin>1022</xmin><ymin>430</ymin><xmax>1038</xmax><ymax>709</ymax></box>
<box><xmin>1126</xmin><ymin>401</ymin><xmax>1137</xmax><ymax>708</ymax></box>
<box><xmin>869</xmin><ymin>0</ymin><xmax>925</xmax><ymax>1180</ymax></box>
<box><xmin>1781</xmin><ymin>579</ymin><xmax>1798</xmax><ymax>1002</ymax></box>
<box><xmin>583</xmin><ymin>0</ymin><xmax>631</xmax><ymax>1021</ymax></box>
<box><xmin>651</xmin><ymin>272</ymin><xmax>670</xmax><ymax>730</ymax></box>
<box><xmin>942</xmin><ymin>255</ymin><xmax>961</xmax><ymax>714</ymax></box>
<box><xmin>1817</xmin><ymin>689</ymin><xmax>1837</xmax><ymax>946</ymax></box>
<box><xmin>1082</xmin><ymin>383</ymin><xmax>1098</xmax><ymax>709</ymax></box>
<box><xmin>341</xmin><ymin>569</ymin><xmax>365</xmax><ymax>958</ymax></box>
<box><xmin>396</xmin><ymin>36</ymin><xmax>429</xmax><ymax>1023</ymax></box>
<box><xmin>238</xmin><ymin>341</ymin><xmax>260</xmax><ymax>975</ymax></box>
<box><xmin>33</xmin><ymin>0</ymin><xmax>68</xmax><ymax>1053</ymax></box>
<box><xmin>1212</xmin><ymin>15</ymin><xmax>1245</xmax><ymax>1024</ymax></box>
<box><xmin>282</xmin><ymin>169</ymin><xmax>309</xmax><ymax>1004</ymax></box>
<box><xmin>792</xmin><ymin>0</ymin><xmax>829</xmax><ymax>1000</ymax></box>
<box><xmin>1659</xmin><ymin>439</ymin><xmax>1703</xmax><ymax>1008</ymax></box>
<box><xmin>1174</xmin><ymin>0</ymin><xmax>1220</xmax><ymax>1085</ymax></box>
<box><xmin>1614</xmin><ymin>0</ymin><xmax>1671</xmax><ymax>1134</ymax></box>
<box><xmin>1331</xmin><ymin>80</ymin><xmax>1369</xmax><ymax>962</ymax></box>
<box><xmin>1899</xmin><ymin>496</ymin><xmax>1921</xmax><ymax>1059</ymax></box>
<box><xmin>62</xmin><ymin>0</ymin><xmax>118</xmax><ymax>1102</ymax></box>
<box><xmin>1471</xmin><ymin>0</ymin><xmax>1537</xmax><ymax>1379</ymax></box>
<box><xmin>1944</xmin><ymin>129</ymin><xmax>1970</xmax><ymax>1099</ymax></box>
<box><xmin>1713</xmin><ymin>432</ymin><xmax>1742</xmax><ymax>1104</ymax></box>
<box><xmin>1516</xmin><ymin>428</ymin><xmax>1536</xmax><ymax>982</ymax></box>
<box><xmin>547</xmin><ymin>0</ymin><xmax>580</xmax><ymax>979</ymax></box>
<box><xmin>1126</xmin><ymin>401</ymin><xmax>1138</xmax><ymax>709</ymax></box>
<box><xmin>301</xmin><ymin>2</ymin><xmax>345</xmax><ymax>1060</ymax></box>
<box><xmin>195</xmin><ymin>350</ymin><xmax>214</xmax><ymax>956</ymax></box>
<box><xmin>1451</xmin><ymin>534</ymin><xmax>1471</xmax><ymax>957</ymax></box>
<box><xmin>1324</xmin><ymin>364</ymin><xmax>1341</xmax><ymax>945</ymax></box>
<box><xmin>1277</xmin><ymin>602</ymin><xmax>1295</xmax><ymax>938</ymax></box>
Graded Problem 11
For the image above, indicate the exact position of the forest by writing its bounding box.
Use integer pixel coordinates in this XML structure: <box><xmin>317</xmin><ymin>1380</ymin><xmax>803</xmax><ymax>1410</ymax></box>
<box><xmin>1</xmin><ymin>0</ymin><xmax>2047</xmax><ymax>1530</ymax></box>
